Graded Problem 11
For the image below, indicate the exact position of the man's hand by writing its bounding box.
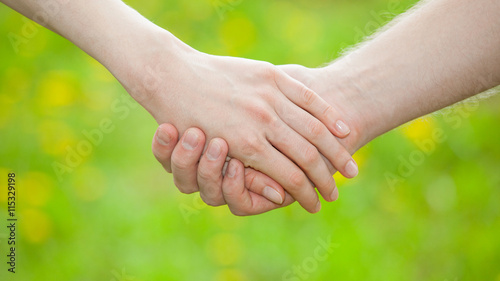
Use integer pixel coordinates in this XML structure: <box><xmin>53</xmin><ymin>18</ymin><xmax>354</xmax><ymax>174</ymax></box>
<box><xmin>152</xmin><ymin>124</ymin><xmax>298</xmax><ymax>216</ymax></box>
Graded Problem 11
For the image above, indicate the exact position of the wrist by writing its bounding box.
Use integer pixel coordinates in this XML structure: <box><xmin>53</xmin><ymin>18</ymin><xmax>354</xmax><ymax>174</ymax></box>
<box><xmin>110</xmin><ymin>29</ymin><xmax>199</xmax><ymax>104</ymax></box>
<box><xmin>277</xmin><ymin>63</ymin><xmax>376</xmax><ymax>154</ymax></box>
<box><xmin>48</xmin><ymin>0</ymin><xmax>201</xmax><ymax>110</ymax></box>
<box><xmin>315</xmin><ymin>61</ymin><xmax>390</xmax><ymax>153</ymax></box>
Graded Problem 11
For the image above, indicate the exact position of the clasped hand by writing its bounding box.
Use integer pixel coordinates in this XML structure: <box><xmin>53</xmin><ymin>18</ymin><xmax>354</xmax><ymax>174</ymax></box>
<box><xmin>129</xmin><ymin>46</ymin><xmax>358</xmax><ymax>215</ymax></box>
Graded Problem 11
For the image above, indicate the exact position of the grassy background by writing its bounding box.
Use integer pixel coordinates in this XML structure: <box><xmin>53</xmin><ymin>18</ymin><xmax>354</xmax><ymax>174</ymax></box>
<box><xmin>1</xmin><ymin>0</ymin><xmax>500</xmax><ymax>280</ymax></box>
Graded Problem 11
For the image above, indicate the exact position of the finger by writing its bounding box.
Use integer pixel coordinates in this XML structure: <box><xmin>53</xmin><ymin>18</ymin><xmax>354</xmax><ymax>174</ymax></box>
<box><xmin>152</xmin><ymin>123</ymin><xmax>179</xmax><ymax>173</ymax></box>
<box><xmin>267</xmin><ymin>121</ymin><xmax>339</xmax><ymax>202</ymax></box>
<box><xmin>197</xmin><ymin>138</ymin><xmax>229</xmax><ymax>206</ymax></box>
<box><xmin>222</xmin><ymin>159</ymin><xmax>295</xmax><ymax>216</ymax></box>
<box><xmin>171</xmin><ymin>128</ymin><xmax>206</xmax><ymax>194</ymax></box>
<box><xmin>243</xmin><ymin>144</ymin><xmax>322</xmax><ymax>213</ymax></box>
<box><xmin>199</xmin><ymin>138</ymin><xmax>289</xmax><ymax>207</ymax></box>
<box><xmin>274</xmin><ymin>69</ymin><xmax>351</xmax><ymax>137</ymax></box>
<box><xmin>275</xmin><ymin>101</ymin><xmax>359</xmax><ymax>179</ymax></box>
<box><xmin>242</xmin><ymin>167</ymin><xmax>288</xmax><ymax>205</ymax></box>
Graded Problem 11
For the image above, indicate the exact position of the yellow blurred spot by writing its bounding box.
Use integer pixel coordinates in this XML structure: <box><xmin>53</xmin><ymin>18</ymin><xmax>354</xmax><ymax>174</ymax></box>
<box><xmin>37</xmin><ymin>71</ymin><xmax>78</xmax><ymax>108</ymax></box>
<box><xmin>23</xmin><ymin>171</ymin><xmax>53</xmax><ymax>207</ymax></box>
<box><xmin>215</xmin><ymin>269</ymin><xmax>248</xmax><ymax>281</ymax></box>
<box><xmin>333</xmin><ymin>148</ymin><xmax>368</xmax><ymax>187</ymax></box>
<box><xmin>401</xmin><ymin>117</ymin><xmax>436</xmax><ymax>141</ymax></box>
<box><xmin>353</xmin><ymin>149</ymin><xmax>367</xmax><ymax>171</ymax></box>
<box><xmin>20</xmin><ymin>208</ymin><xmax>52</xmax><ymax>244</ymax></box>
<box><xmin>219</xmin><ymin>15</ymin><xmax>256</xmax><ymax>55</ymax></box>
<box><xmin>37</xmin><ymin>119</ymin><xmax>76</xmax><ymax>156</ymax></box>
<box><xmin>333</xmin><ymin>171</ymin><xmax>347</xmax><ymax>186</ymax></box>
<box><xmin>206</xmin><ymin>233</ymin><xmax>244</xmax><ymax>266</ymax></box>
<box><xmin>72</xmin><ymin>166</ymin><xmax>107</xmax><ymax>202</ymax></box>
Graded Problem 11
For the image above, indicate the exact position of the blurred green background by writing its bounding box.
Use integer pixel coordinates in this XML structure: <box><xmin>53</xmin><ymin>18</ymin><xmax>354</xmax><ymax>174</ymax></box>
<box><xmin>1</xmin><ymin>0</ymin><xmax>499</xmax><ymax>280</ymax></box>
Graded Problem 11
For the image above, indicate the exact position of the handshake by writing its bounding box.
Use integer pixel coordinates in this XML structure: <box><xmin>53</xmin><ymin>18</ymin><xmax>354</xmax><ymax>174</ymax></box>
<box><xmin>4</xmin><ymin>0</ymin><xmax>499</xmax><ymax>216</ymax></box>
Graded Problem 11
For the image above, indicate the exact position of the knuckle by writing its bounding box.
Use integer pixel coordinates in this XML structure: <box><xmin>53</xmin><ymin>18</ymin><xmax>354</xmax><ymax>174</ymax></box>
<box><xmin>326</xmin><ymin>175</ymin><xmax>336</xmax><ymax>188</ymax></box>
<box><xmin>318</xmin><ymin>174</ymin><xmax>335</xmax><ymax>191</ymax></box>
<box><xmin>302</xmin><ymin>145</ymin><xmax>320</xmax><ymax>166</ymax></box>
<box><xmin>244</xmin><ymin>170</ymin><xmax>258</xmax><ymax>189</ymax></box>
<box><xmin>239</xmin><ymin>135</ymin><xmax>267</xmax><ymax>163</ymax></box>
<box><xmin>255</xmin><ymin>87</ymin><xmax>275</xmax><ymax>101</ymax></box>
<box><xmin>171</xmin><ymin>152</ymin><xmax>193</xmax><ymax>171</ymax></box>
<box><xmin>243</xmin><ymin>100</ymin><xmax>275</xmax><ymax>124</ymax></box>
<box><xmin>267</xmin><ymin>114</ymin><xmax>282</xmax><ymax>132</ymax></box>
<box><xmin>289</xmin><ymin>169</ymin><xmax>307</xmax><ymax>189</ymax></box>
<box><xmin>300</xmin><ymin>86</ymin><xmax>316</xmax><ymax>106</ymax></box>
<box><xmin>154</xmin><ymin>152</ymin><xmax>173</xmax><ymax>173</ymax></box>
<box><xmin>152</xmin><ymin>147</ymin><xmax>170</xmax><ymax>164</ymax></box>
<box><xmin>307</xmin><ymin>119</ymin><xmax>326</xmax><ymax>139</ymax></box>
<box><xmin>322</xmin><ymin>104</ymin><xmax>334</xmax><ymax>119</ymax></box>
<box><xmin>197</xmin><ymin>164</ymin><xmax>216</xmax><ymax>182</ymax></box>
<box><xmin>260</xmin><ymin>64</ymin><xmax>277</xmax><ymax>81</ymax></box>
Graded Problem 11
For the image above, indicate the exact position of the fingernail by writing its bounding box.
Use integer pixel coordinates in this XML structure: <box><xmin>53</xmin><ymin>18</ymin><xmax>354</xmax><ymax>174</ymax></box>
<box><xmin>330</xmin><ymin>187</ymin><xmax>339</xmax><ymax>201</ymax></box>
<box><xmin>156</xmin><ymin>127</ymin><xmax>171</xmax><ymax>146</ymax></box>
<box><xmin>345</xmin><ymin>159</ymin><xmax>358</xmax><ymax>178</ymax></box>
<box><xmin>335</xmin><ymin>120</ymin><xmax>350</xmax><ymax>135</ymax></box>
<box><xmin>262</xmin><ymin>186</ymin><xmax>283</xmax><ymax>205</ymax></box>
<box><xmin>227</xmin><ymin>161</ymin><xmax>237</xmax><ymax>178</ymax></box>
<box><xmin>182</xmin><ymin>129</ymin><xmax>199</xmax><ymax>151</ymax></box>
<box><xmin>207</xmin><ymin>139</ymin><xmax>222</xmax><ymax>161</ymax></box>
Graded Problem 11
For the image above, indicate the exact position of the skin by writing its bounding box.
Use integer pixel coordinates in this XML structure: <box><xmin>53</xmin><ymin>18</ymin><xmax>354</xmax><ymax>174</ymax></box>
<box><xmin>1</xmin><ymin>0</ymin><xmax>360</xmax><ymax>213</ymax></box>
<box><xmin>154</xmin><ymin>0</ymin><xmax>500</xmax><ymax>215</ymax></box>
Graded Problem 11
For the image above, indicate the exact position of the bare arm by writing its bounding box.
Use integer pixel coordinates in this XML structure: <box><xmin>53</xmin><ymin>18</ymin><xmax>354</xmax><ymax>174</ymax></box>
<box><xmin>1</xmin><ymin>0</ymin><xmax>172</xmax><ymax>84</ymax></box>
<box><xmin>319</xmin><ymin>0</ymin><xmax>500</xmax><ymax>150</ymax></box>
<box><xmin>1</xmin><ymin>0</ymin><xmax>358</xmax><ymax>213</ymax></box>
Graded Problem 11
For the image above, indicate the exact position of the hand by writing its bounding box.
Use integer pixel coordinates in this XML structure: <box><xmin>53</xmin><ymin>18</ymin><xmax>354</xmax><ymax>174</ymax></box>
<box><xmin>152</xmin><ymin>124</ymin><xmax>297</xmax><ymax>216</ymax></box>
<box><xmin>151</xmin><ymin>64</ymin><xmax>370</xmax><ymax>215</ymax></box>
<box><xmin>126</xmin><ymin>39</ymin><xmax>358</xmax><ymax>213</ymax></box>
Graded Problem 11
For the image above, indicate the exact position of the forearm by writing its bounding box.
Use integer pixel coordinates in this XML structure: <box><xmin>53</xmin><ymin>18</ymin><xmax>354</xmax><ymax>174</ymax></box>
<box><xmin>325</xmin><ymin>0</ymin><xmax>500</xmax><ymax>149</ymax></box>
<box><xmin>1</xmin><ymin>0</ymin><xmax>193</xmax><ymax>98</ymax></box>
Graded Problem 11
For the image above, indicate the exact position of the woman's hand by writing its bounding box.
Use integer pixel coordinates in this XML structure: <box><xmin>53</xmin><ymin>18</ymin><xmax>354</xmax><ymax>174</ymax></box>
<box><xmin>1</xmin><ymin>0</ymin><xmax>356</xmax><ymax>213</ymax></box>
